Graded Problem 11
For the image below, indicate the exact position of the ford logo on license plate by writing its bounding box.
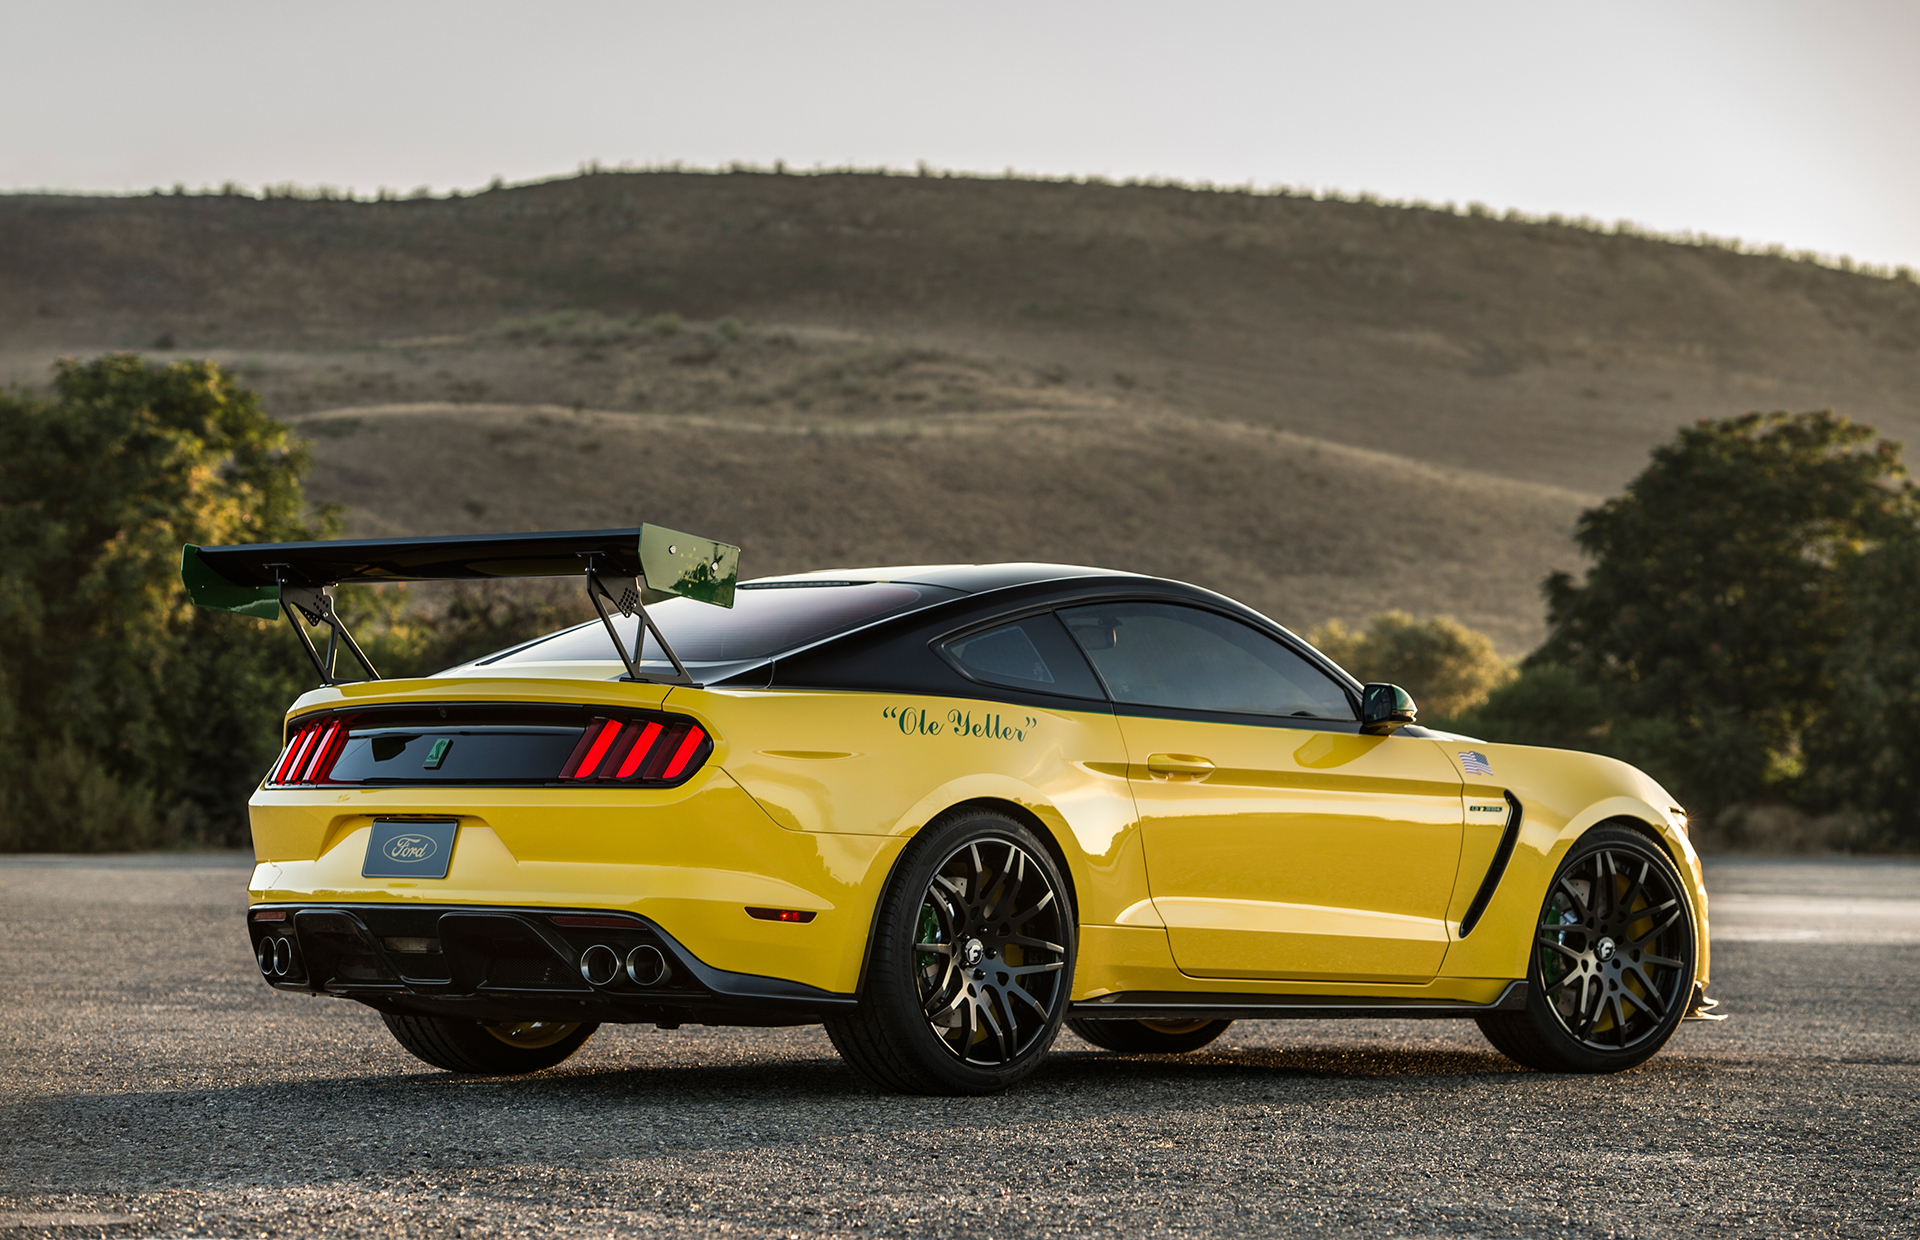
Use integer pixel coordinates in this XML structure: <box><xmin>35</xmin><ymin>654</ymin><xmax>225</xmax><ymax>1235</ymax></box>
<box><xmin>363</xmin><ymin>819</ymin><xmax>459</xmax><ymax>879</ymax></box>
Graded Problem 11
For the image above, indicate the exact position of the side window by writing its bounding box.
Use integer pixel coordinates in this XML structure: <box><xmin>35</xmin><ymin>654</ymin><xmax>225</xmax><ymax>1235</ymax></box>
<box><xmin>939</xmin><ymin>612</ymin><xmax>1106</xmax><ymax>700</ymax></box>
<box><xmin>1058</xmin><ymin>602</ymin><xmax>1355</xmax><ymax>720</ymax></box>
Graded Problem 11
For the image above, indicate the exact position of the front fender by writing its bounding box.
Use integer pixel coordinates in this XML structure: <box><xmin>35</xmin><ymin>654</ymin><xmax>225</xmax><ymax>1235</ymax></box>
<box><xmin>1439</xmin><ymin>744</ymin><xmax>1708</xmax><ymax>986</ymax></box>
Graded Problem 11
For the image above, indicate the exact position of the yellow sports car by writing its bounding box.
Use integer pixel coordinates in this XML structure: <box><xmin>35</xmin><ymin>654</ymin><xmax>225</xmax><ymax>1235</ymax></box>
<box><xmin>185</xmin><ymin>526</ymin><xmax>1719</xmax><ymax>1094</ymax></box>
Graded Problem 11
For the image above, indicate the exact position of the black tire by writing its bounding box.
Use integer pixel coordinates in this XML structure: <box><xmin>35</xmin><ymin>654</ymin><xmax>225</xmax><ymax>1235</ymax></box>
<box><xmin>1068</xmin><ymin>1017</ymin><xmax>1232</xmax><ymax>1054</ymax></box>
<box><xmin>1476</xmin><ymin>824</ymin><xmax>1696</xmax><ymax>1073</ymax></box>
<box><xmin>826</xmin><ymin>808</ymin><xmax>1076</xmax><ymax>1095</ymax></box>
<box><xmin>382</xmin><ymin>1014</ymin><xmax>598</xmax><ymax>1074</ymax></box>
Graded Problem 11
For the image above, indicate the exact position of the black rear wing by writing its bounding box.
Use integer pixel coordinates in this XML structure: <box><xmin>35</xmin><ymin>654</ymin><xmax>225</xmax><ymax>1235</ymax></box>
<box><xmin>181</xmin><ymin>525</ymin><xmax>740</xmax><ymax>687</ymax></box>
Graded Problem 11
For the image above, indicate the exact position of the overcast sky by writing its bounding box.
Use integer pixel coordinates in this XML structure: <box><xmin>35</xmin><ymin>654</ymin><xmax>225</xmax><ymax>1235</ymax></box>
<box><xmin>4</xmin><ymin>0</ymin><xmax>1916</xmax><ymax>270</ymax></box>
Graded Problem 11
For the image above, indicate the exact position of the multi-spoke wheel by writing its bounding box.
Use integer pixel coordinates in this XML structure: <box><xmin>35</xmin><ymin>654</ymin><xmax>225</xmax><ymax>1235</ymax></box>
<box><xmin>1477</xmin><ymin>825</ymin><xmax>1695</xmax><ymax>1072</ymax></box>
<box><xmin>826</xmin><ymin>808</ymin><xmax>1075</xmax><ymax>1094</ymax></box>
<box><xmin>1068</xmin><ymin>1017</ymin><xmax>1232</xmax><ymax>1054</ymax></box>
<box><xmin>381</xmin><ymin>1013</ymin><xmax>598</xmax><ymax>1074</ymax></box>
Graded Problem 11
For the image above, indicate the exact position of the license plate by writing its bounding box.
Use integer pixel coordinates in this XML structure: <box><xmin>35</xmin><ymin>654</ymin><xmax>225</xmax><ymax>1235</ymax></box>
<box><xmin>363</xmin><ymin>819</ymin><xmax>459</xmax><ymax>879</ymax></box>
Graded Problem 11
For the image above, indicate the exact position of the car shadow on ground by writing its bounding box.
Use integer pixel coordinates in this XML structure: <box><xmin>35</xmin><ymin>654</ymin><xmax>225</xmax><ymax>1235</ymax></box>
<box><xmin>1</xmin><ymin>1043</ymin><xmax>1736</xmax><ymax>1201</ymax></box>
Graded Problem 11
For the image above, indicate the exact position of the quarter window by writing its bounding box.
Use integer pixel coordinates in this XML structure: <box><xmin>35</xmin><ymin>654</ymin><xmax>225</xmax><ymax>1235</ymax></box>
<box><xmin>1058</xmin><ymin>602</ymin><xmax>1355</xmax><ymax>720</ymax></box>
<box><xmin>940</xmin><ymin>613</ymin><xmax>1106</xmax><ymax>699</ymax></box>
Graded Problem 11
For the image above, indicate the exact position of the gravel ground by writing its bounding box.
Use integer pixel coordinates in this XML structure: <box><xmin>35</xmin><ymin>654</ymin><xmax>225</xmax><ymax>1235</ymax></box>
<box><xmin>2</xmin><ymin>853</ymin><xmax>1916</xmax><ymax>1239</ymax></box>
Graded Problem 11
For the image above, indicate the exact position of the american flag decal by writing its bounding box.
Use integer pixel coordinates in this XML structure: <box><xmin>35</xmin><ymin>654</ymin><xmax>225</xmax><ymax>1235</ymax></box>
<box><xmin>1459</xmin><ymin>751</ymin><xmax>1493</xmax><ymax>776</ymax></box>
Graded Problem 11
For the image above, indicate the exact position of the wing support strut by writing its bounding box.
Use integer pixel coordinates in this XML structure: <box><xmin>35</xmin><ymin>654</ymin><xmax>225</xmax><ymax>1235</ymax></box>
<box><xmin>182</xmin><ymin>525</ymin><xmax>737</xmax><ymax>688</ymax></box>
<box><xmin>274</xmin><ymin>571</ymin><xmax>381</xmax><ymax>686</ymax></box>
<box><xmin>583</xmin><ymin>561</ymin><xmax>699</xmax><ymax>688</ymax></box>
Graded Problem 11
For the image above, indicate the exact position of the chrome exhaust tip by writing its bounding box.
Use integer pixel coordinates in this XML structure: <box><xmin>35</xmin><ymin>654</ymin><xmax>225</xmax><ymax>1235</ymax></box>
<box><xmin>579</xmin><ymin>943</ymin><xmax>622</xmax><ymax>987</ymax></box>
<box><xmin>626</xmin><ymin>944</ymin><xmax>671</xmax><ymax>987</ymax></box>
<box><xmin>271</xmin><ymin>937</ymin><xmax>293</xmax><ymax>977</ymax></box>
<box><xmin>257</xmin><ymin>939</ymin><xmax>275</xmax><ymax>976</ymax></box>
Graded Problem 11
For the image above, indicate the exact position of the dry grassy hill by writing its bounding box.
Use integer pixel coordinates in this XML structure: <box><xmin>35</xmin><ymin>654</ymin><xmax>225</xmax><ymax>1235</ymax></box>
<box><xmin>5</xmin><ymin>171</ymin><xmax>1918</xmax><ymax>651</ymax></box>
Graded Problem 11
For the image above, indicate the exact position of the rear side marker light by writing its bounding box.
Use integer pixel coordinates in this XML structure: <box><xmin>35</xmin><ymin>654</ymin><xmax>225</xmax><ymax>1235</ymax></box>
<box><xmin>251</xmin><ymin>909</ymin><xmax>288</xmax><ymax>922</ymax></box>
<box><xmin>746</xmin><ymin>907</ymin><xmax>816</xmax><ymax>923</ymax></box>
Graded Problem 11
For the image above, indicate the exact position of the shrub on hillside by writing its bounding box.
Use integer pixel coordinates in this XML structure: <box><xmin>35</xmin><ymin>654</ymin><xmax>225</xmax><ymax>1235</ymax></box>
<box><xmin>1309</xmin><ymin>611</ymin><xmax>1515</xmax><ymax>719</ymax></box>
<box><xmin>1429</xmin><ymin>665</ymin><xmax>1611</xmax><ymax>751</ymax></box>
<box><xmin>0</xmin><ymin>355</ymin><xmax>329</xmax><ymax>849</ymax></box>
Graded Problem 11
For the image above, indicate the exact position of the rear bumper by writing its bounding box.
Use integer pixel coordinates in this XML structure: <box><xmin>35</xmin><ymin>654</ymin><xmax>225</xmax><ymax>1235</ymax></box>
<box><xmin>247</xmin><ymin>902</ymin><xmax>855</xmax><ymax>1026</ymax></box>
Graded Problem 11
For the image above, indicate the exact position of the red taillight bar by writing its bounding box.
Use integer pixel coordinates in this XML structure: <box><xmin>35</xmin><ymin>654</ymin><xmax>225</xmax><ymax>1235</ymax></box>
<box><xmin>614</xmin><ymin>721</ymin><xmax>663</xmax><ymax>779</ymax></box>
<box><xmin>297</xmin><ymin>721</ymin><xmax>340</xmax><ymax>782</ymax></box>
<box><xmin>661</xmin><ymin>726</ymin><xmax>708</xmax><ymax>780</ymax></box>
<box><xmin>565</xmin><ymin>719</ymin><xmax>623</xmax><ymax>779</ymax></box>
<box><xmin>274</xmin><ymin>725</ymin><xmax>319</xmax><ymax>784</ymax></box>
<box><xmin>306</xmin><ymin>720</ymin><xmax>353</xmax><ymax>784</ymax></box>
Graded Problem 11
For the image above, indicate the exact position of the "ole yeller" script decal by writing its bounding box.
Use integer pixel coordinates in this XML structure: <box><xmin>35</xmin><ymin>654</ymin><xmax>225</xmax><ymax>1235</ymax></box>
<box><xmin>883</xmin><ymin>705</ymin><xmax>1038</xmax><ymax>742</ymax></box>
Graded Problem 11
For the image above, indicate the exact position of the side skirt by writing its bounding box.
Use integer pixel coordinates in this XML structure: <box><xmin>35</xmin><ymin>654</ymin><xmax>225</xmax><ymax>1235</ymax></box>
<box><xmin>1068</xmin><ymin>980</ymin><xmax>1528</xmax><ymax>1023</ymax></box>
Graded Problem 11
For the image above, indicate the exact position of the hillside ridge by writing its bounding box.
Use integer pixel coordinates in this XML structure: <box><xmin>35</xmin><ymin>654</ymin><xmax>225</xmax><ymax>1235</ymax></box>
<box><xmin>5</xmin><ymin>170</ymin><xmax>1916</xmax><ymax>651</ymax></box>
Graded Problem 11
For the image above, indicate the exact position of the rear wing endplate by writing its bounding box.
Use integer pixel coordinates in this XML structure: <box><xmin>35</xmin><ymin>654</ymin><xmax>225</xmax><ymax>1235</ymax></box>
<box><xmin>180</xmin><ymin>525</ymin><xmax>740</xmax><ymax>687</ymax></box>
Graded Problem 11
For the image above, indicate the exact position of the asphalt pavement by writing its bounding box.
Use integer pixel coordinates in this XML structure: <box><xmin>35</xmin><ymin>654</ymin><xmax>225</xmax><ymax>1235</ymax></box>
<box><xmin>2</xmin><ymin>851</ymin><xmax>1916</xmax><ymax>1239</ymax></box>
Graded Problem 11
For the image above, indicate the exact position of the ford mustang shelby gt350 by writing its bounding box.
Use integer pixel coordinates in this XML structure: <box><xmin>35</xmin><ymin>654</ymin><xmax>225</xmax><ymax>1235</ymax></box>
<box><xmin>185</xmin><ymin>526</ymin><xmax>1719</xmax><ymax>1094</ymax></box>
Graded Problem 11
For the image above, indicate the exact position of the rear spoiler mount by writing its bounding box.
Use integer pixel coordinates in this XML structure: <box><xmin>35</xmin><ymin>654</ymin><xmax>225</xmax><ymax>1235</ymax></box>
<box><xmin>181</xmin><ymin>524</ymin><xmax>740</xmax><ymax>688</ymax></box>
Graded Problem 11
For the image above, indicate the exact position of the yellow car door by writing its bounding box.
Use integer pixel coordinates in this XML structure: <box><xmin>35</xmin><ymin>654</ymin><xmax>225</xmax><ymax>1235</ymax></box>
<box><xmin>1059</xmin><ymin>602</ymin><xmax>1465</xmax><ymax>984</ymax></box>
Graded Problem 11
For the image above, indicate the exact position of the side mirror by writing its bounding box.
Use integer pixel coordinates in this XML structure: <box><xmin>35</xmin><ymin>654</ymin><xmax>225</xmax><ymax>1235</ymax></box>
<box><xmin>1360</xmin><ymin>683</ymin><xmax>1418</xmax><ymax>736</ymax></box>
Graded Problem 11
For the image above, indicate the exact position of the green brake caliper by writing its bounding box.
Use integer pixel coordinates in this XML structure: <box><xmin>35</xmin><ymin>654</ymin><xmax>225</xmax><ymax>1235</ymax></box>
<box><xmin>916</xmin><ymin>901</ymin><xmax>945</xmax><ymax>985</ymax></box>
<box><xmin>1540</xmin><ymin>894</ymin><xmax>1575</xmax><ymax>991</ymax></box>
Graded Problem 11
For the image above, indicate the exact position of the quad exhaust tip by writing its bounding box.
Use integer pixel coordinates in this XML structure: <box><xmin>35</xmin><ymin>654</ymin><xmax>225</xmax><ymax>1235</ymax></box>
<box><xmin>579</xmin><ymin>943</ymin><xmax>622</xmax><ymax>987</ymax></box>
<box><xmin>258</xmin><ymin>936</ymin><xmax>294</xmax><ymax>977</ymax></box>
<box><xmin>626</xmin><ymin>944</ymin><xmax>671</xmax><ymax>987</ymax></box>
<box><xmin>581</xmin><ymin>943</ymin><xmax>671</xmax><ymax>987</ymax></box>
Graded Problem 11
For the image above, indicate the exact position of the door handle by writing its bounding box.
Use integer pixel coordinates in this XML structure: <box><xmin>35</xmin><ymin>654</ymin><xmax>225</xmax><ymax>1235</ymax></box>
<box><xmin>1146</xmin><ymin>753</ymin><xmax>1216</xmax><ymax>779</ymax></box>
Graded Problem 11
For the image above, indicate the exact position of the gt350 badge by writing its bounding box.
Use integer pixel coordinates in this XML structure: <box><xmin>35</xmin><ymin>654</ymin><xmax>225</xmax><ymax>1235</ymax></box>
<box><xmin>884</xmin><ymin>705</ymin><xmax>1037</xmax><ymax>742</ymax></box>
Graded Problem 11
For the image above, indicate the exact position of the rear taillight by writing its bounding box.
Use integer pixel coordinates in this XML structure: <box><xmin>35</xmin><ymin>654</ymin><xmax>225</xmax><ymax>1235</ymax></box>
<box><xmin>273</xmin><ymin>724</ymin><xmax>319</xmax><ymax>784</ymax></box>
<box><xmin>560</xmin><ymin>716</ymin><xmax>711</xmax><ymax>785</ymax></box>
<box><xmin>266</xmin><ymin>707</ymin><xmax>709</xmax><ymax>788</ymax></box>
<box><xmin>266</xmin><ymin>716</ymin><xmax>353</xmax><ymax>787</ymax></box>
<box><xmin>304</xmin><ymin>720</ymin><xmax>351</xmax><ymax>783</ymax></box>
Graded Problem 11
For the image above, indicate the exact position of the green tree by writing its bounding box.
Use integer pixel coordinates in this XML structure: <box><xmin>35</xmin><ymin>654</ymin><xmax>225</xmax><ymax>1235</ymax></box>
<box><xmin>0</xmin><ymin>355</ymin><xmax>331</xmax><ymax>849</ymax></box>
<box><xmin>1309</xmin><ymin>611</ymin><xmax>1516</xmax><ymax>719</ymax></box>
<box><xmin>1806</xmin><ymin>536</ymin><xmax>1920</xmax><ymax>846</ymax></box>
<box><xmin>1533</xmin><ymin>410</ymin><xmax>1920</xmax><ymax>817</ymax></box>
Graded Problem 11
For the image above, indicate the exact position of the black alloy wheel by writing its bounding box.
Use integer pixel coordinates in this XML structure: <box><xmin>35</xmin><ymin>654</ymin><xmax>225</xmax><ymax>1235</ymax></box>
<box><xmin>826</xmin><ymin>809</ymin><xmax>1075</xmax><ymax>1094</ymax></box>
<box><xmin>1068</xmin><ymin>1017</ymin><xmax>1232</xmax><ymax>1054</ymax></box>
<box><xmin>1477</xmin><ymin>824</ymin><xmax>1695</xmax><ymax>1073</ymax></box>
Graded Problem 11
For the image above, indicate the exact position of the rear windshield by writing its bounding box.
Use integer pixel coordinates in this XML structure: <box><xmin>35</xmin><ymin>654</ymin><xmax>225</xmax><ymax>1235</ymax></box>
<box><xmin>482</xmin><ymin>581</ymin><xmax>958</xmax><ymax>666</ymax></box>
